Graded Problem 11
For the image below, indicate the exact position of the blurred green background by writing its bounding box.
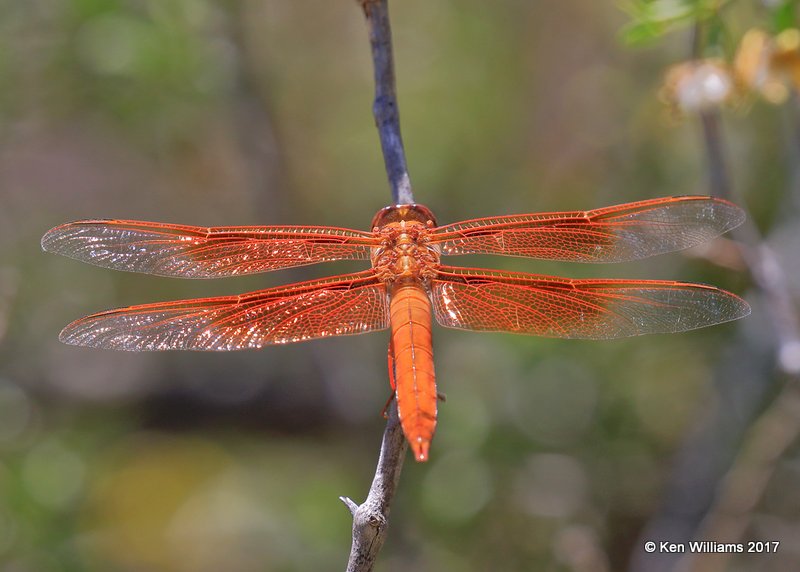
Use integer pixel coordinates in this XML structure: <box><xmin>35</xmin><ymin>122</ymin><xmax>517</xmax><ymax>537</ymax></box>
<box><xmin>1</xmin><ymin>1</ymin><xmax>798</xmax><ymax>571</ymax></box>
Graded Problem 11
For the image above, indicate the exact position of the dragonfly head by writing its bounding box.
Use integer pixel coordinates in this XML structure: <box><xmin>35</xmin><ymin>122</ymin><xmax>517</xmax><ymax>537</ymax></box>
<box><xmin>371</xmin><ymin>204</ymin><xmax>437</xmax><ymax>230</ymax></box>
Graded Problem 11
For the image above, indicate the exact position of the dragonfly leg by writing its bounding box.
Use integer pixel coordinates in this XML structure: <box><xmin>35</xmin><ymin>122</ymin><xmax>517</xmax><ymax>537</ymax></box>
<box><xmin>381</xmin><ymin>391</ymin><xmax>396</xmax><ymax>420</ymax></box>
<box><xmin>382</xmin><ymin>339</ymin><xmax>398</xmax><ymax>419</ymax></box>
<box><xmin>387</xmin><ymin>338</ymin><xmax>397</xmax><ymax>391</ymax></box>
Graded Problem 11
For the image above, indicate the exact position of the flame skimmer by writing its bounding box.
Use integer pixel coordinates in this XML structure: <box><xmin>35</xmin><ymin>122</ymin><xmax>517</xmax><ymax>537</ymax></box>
<box><xmin>42</xmin><ymin>196</ymin><xmax>750</xmax><ymax>461</ymax></box>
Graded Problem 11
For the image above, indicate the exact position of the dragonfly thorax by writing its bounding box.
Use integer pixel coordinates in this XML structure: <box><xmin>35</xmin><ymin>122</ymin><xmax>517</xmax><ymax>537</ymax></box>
<box><xmin>371</xmin><ymin>221</ymin><xmax>440</xmax><ymax>284</ymax></box>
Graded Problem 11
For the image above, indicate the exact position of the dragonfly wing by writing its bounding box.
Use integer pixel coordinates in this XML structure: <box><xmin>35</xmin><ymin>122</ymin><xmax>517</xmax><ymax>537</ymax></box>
<box><xmin>431</xmin><ymin>196</ymin><xmax>744</xmax><ymax>262</ymax></box>
<box><xmin>42</xmin><ymin>220</ymin><xmax>377</xmax><ymax>278</ymax></box>
<box><xmin>430</xmin><ymin>266</ymin><xmax>749</xmax><ymax>339</ymax></box>
<box><xmin>60</xmin><ymin>271</ymin><xmax>389</xmax><ymax>350</ymax></box>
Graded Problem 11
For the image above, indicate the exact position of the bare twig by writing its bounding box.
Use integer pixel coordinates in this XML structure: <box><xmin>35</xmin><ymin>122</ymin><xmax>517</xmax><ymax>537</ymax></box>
<box><xmin>340</xmin><ymin>402</ymin><xmax>408</xmax><ymax>572</ymax></box>
<box><xmin>359</xmin><ymin>0</ymin><xmax>414</xmax><ymax>205</ymax></box>
<box><xmin>340</xmin><ymin>1</ymin><xmax>413</xmax><ymax>570</ymax></box>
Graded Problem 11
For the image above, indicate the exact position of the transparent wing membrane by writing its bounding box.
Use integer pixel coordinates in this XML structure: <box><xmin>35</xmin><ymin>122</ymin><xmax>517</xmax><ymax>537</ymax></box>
<box><xmin>431</xmin><ymin>196</ymin><xmax>744</xmax><ymax>263</ymax></box>
<box><xmin>41</xmin><ymin>220</ymin><xmax>377</xmax><ymax>278</ymax></box>
<box><xmin>59</xmin><ymin>272</ymin><xmax>389</xmax><ymax>351</ymax></box>
<box><xmin>431</xmin><ymin>266</ymin><xmax>750</xmax><ymax>339</ymax></box>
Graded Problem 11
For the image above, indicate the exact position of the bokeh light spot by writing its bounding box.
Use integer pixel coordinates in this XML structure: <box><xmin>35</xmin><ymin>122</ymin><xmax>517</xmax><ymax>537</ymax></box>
<box><xmin>77</xmin><ymin>14</ymin><xmax>151</xmax><ymax>76</ymax></box>
<box><xmin>22</xmin><ymin>438</ymin><xmax>85</xmax><ymax>509</ymax></box>
<box><xmin>422</xmin><ymin>451</ymin><xmax>492</xmax><ymax>523</ymax></box>
<box><xmin>515</xmin><ymin>454</ymin><xmax>587</xmax><ymax>518</ymax></box>
<box><xmin>507</xmin><ymin>359</ymin><xmax>597</xmax><ymax>446</ymax></box>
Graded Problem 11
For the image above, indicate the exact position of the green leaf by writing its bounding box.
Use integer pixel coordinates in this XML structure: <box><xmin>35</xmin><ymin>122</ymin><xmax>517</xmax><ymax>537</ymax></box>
<box><xmin>620</xmin><ymin>20</ymin><xmax>671</xmax><ymax>45</ymax></box>
<box><xmin>773</xmin><ymin>1</ymin><xmax>798</xmax><ymax>32</ymax></box>
<box><xmin>618</xmin><ymin>0</ymin><xmax>733</xmax><ymax>46</ymax></box>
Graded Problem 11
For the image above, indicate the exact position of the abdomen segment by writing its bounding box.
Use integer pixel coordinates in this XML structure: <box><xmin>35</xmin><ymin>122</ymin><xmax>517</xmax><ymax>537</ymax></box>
<box><xmin>390</xmin><ymin>283</ymin><xmax>437</xmax><ymax>461</ymax></box>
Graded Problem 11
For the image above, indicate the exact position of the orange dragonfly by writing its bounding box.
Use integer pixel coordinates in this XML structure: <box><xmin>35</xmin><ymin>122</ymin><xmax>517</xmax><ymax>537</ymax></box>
<box><xmin>42</xmin><ymin>196</ymin><xmax>750</xmax><ymax>461</ymax></box>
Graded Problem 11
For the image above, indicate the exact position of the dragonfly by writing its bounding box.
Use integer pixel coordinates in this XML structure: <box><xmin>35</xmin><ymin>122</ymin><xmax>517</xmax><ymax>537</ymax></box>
<box><xmin>42</xmin><ymin>196</ymin><xmax>750</xmax><ymax>461</ymax></box>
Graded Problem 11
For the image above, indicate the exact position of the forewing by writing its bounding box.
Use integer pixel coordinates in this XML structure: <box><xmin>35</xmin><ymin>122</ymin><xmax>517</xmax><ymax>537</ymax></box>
<box><xmin>431</xmin><ymin>266</ymin><xmax>749</xmax><ymax>339</ymax></box>
<box><xmin>42</xmin><ymin>220</ymin><xmax>377</xmax><ymax>278</ymax></box>
<box><xmin>60</xmin><ymin>271</ymin><xmax>389</xmax><ymax>350</ymax></box>
<box><xmin>431</xmin><ymin>196</ymin><xmax>744</xmax><ymax>262</ymax></box>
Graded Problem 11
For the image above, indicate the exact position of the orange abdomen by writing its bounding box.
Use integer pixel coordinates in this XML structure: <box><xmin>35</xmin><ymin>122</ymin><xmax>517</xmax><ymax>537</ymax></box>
<box><xmin>390</xmin><ymin>283</ymin><xmax>437</xmax><ymax>462</ymax></box>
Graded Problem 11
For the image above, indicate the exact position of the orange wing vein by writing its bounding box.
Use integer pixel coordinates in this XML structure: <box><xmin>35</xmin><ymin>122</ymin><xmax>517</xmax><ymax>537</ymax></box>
<box><xmin>41</xmin><ymin>220</ymin><xmax>378</xmax><ymax>278</ymax></box>
<box><xmin>59</xmin><ymin>271</ymin><xmax>388</xmax><ymax>351</ymax></box>
<box><xmin>430</xmin><ymin>196</ymin><xmax>744</xmax><ymax>263</ymax></box>
<box><xmin>431</xmin><ymin>266</ymin><xmax>750</xmax><ymax>339</ymax></box>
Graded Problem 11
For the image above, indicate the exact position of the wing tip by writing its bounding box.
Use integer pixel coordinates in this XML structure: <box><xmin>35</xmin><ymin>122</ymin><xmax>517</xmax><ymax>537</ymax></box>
<box><xmin>709</xmin><ymin>198</ymin><xmax>746</xmax><ymax>232</ymax></box>
<box><xmin>646</xmin><ymin>195</ymin><xmax>746</xmax><ymax>242</ymax></box>
<box><xmin>58</xmin><ymin>312</ymin><xmax>118</xmax><ymax>349</ymax></box>
<box><xmin>58</xmin><ymin>319</ymin><xmax>91</xmax><ymax>347</ymax></box>
<box><xmin>58</xmin><ymin>329</ymin><xmax>85</xmax><ymax>348</ymax></box>
<box><xmin>41</xmin><ymin>225</ymin><xmax>61</xmax><ymax>253</ymax></box>
<box><xmin>59</xmin><ymin>323</ymin><xmax>144</xmax><ymax>351</ymax></box>
<box><xmin>675</xmin><ymin>286</ymin><xmax>751</xmax><ymax>331</ymax></box>
<box><xmin>41</xmin><ymin>220</ymin><xmax>108</xmax><ymax>254</ymax></box>
<box><xmin>728</xmin><ymin>292</ymin><xmax>752</xmax><ymax>321</ymax></box>
<box><xmin>668</xmin><ymin>195</ymin><xmax>747</xmax><ymax>232</ymax></box>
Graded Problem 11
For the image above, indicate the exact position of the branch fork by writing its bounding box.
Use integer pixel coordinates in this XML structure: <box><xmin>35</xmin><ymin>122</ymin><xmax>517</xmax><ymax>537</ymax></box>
<box><xmin>340</xmin><ymin>403</ymin><xmax>407</xmax><ymax>572</ymax></box>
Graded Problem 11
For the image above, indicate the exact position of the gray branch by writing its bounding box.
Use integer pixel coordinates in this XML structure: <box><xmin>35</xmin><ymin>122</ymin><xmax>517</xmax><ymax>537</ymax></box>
<box><xmin>341</xmin><ymin>1</ymin><xmax>413</xmax><ymax>570</ymax></box>
<box><xmin>359</xmin><ymin>0</ymin><xmax>414</xmax><ymax>205</ymax></box>
<box><xmin>340</xmin><ymin>402</ymin><xmax>408</xmax><ymax>572</ymax></box>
